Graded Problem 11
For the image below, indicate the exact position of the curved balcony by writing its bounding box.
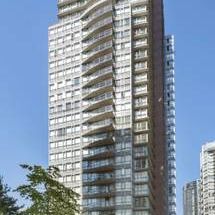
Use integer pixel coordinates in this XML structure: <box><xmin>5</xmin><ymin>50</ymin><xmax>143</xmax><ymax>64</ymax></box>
<box><xmin>83</xmin><ymin>146</ymin><xmax>114</xmax><ymax>161</ymax></box>
<box><xmin>82</xmin><ymin>53</ymin><xmax>113</xmax><ymax>76</ymax></box>
<box><xmin>83</xmin><ymin>105</ymin><xmax>114</xmax><ymax>123</ymax></box>
<box><xmin>82</xmin><ymin>0</ymin><xmax>110</xmax><ymax>18</ymax></box>
<box><xmin>83</xmin><ymin>119</ymin><xmax>115</xmax><ymax>136</ymax></box>
<box><xmin>83</xmin><ymin>159</ymin><xmax>114</xmax><ymax>173</ymax></box>
<box><xmin>83</xmin><ymin>173</ymin><xmax>114</xmax><ymax>186</ymax></box>
<box><xmin>82</xmin><ymin>5</ymin><xmax>112</xmax><ymax>29</ymax></box>
<box><xmin>83</xmin><ymin>191</ymin><xmax>113</xmax><ymax>199</ymax></box>
<box><xmin>132</xmin><ymin>7</ymin><xmax>148</xmax><ymax>16</ymax></box>
<box><xmin>134</xmin><ymin>53</ymin><xmax>148</xmax><ymax>62</ymax></box>
<box><xmin>135</xmin><ymin>113</ymin><xmax>148</xmax><ymax>122</ymax></box>
<box><xmin>134</xmin><ymin>123</ymin><xmax>149</xmax><ymax>133</ymax></box>
<box><xmin>83</xmin><ymin>133</ymin><xmax>114</xmax><ymax>149</ymax></box>
<box><xmin>83</xmin><ymin>186</ymin><xmax>115</xmax><ymax>199</ymax></box>
<box><xmin>82</xmin><ymin>29</ymin><xmax>112</xmax><ymax>52</ymax></box>
<box><xmin>82</xmin><ymin>17</ymin><xmax>113</xmax><ymax>41</ymax></box>
<box><xmin>58</xmin><ymin>0</ymin><xmax>77</xmax><ymax>7</ymax></box>
<box><xmin>134</xmin><ymin>63</ymin><xmax>148</xmax><ymax>74</ymax></box>
<box><xmin>82</xmin><ymin>79</ymin><xmax>113</xmax><ymax>99</ymax></box>
<box><xmin>58</xmin><ymin>1</ymin><xmax>88</xmax><ymax>18</ymax></box>
<box><xmin>82</xmin><ymin>41</ymin><xmax>112</xmax><ymax>64</ymax></box>
<box><xmin>131</xmin><ymin>0</ymin><xmax>149</xmax><ymax>6</ymax></box>
<box><xmin>134</xmin><ymin>74</ymin><xmax>148</xmax><ymax>85</ymax></box>
<box><xmin>133</xmin><ymin>41</ymin><xmax>148</xmax><ymax>50</ymax></box>
<box><xmin>134</xmin><ymin>99</ymin><xmax>148</xmax><ymax>109</ymax></box>
<box><xmin>83</xmin><ymin>66</ymin><xmax>113</xmax><ymax>87</ymax></box>
<box><xmin>133</xmin><ymin>18</ymin><xmax>148</xmax><ymax>27</ymax></box>
<box><xmin>83</xmin><ymin>92</ymin><xmax>114</xmax><ymax>111</ymax></box>
<box><xmin>134</xmin><ymin>31</ymin><xmax>148</xmax><ymax>40</ymax></box>
<box><xmin>134</xmin><ymin>85</ymin><xmax>148</xmax><ymax>97</ymax></box>
<box><xmin>83</xmin><ymin>205</ymin><xmax>115</xmax><ymax>213</ymax></box>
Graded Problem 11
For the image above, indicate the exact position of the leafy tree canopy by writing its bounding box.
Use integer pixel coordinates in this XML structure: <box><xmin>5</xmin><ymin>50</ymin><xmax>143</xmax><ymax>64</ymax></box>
<box><xmin>0</xmin><ymin>177</ymin><xmax>20</xmax><ymax>215</ymax></box>
<box><xmin>16</xmin><ymin>164</ymin><xmax>80</xmax><ymax>215</ymax></box>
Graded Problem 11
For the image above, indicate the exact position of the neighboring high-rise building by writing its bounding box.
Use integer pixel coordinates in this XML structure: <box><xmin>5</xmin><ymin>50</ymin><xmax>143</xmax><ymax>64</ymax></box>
<box><xmin>48</xmin><ymin>0</ymin><xmax>172</xmax><ymax>214</ymax></box>
<box><xmin>183</xmin><ymin>180</ymin><xmax>200</xmax><ymax>215</ymax></box>
<box><xmin>164</xmin><ymin>35</ymin><xmax>176</xmax><ymax>215</ymax></box>
<box><xmin>200</xmin><ymin>141</ymin><xmax>215</xmax><ymax>215</ymax></box>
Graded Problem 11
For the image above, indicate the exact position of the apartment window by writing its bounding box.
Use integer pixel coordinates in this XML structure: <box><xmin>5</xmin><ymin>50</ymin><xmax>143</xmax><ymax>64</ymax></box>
<box><xmin>57</xmin><ymin>128</ymin><xmax>66</xmax><ymax>137</ymax></box>
<box><xmin>74</xmin><ymin>77</ymin><xmax>80</xmax><ymax>85</ymax></box>
<box><xmin>135</xmin><ymin>158</ymin><xmax>148</xmax><ymax>170</ymax></box>
<box><xmin>134</xmin><ymin>197</ymin><xmax>149</xmax><ymax>208</ymax></box>
<box><xmin>66</xmin><ymin>102</ymin><xmax>71</xmax><ymax>111</ymax></box>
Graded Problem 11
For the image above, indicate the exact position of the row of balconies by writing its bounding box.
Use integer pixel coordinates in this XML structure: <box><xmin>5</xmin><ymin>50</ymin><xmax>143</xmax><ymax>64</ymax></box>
<box><xmin>134</xmin><ymin>122</ymin><xmax>148</xmax><ymax>133</ymax></box>
<box><xmin>82</xmin><ymin>17</ymin><xmax>112</xmax><ymax>40</ymax></box>
<box><xmin>83</xmin><ymin>185</ymin><xmax>114</xmax><ymax>196</ymax></box>
<box><xmin>82</xmin><ymin>41</ymin><xmax>112</xmax><ymax>63</ymax></box>
<box><xmin>58</xmin><ymin>0</ymin><xmax>88</xmax><ymax>17</ymax></box>
<box><xmin>82</xmin><ymin>133</ymin><xmax>114</xmax><ymax>149</ymax></box>
<box><xmin>82</xmin><ymin>66</ymin><xmax>113</xmax><ymax>87</ymax></box>
<box><xmin>83</xmin><ymin>146</ymin><xmax>114</xmax><ymax>160</ymax></box>
<box><xmin>134</xmin><ymin>85</ymin><xmax>148</xmax><ymax>96</ymax></box>
<box><xmin>82</xmin><ymin>79</ymin><xmax>113</xmax><ymax>99</ymax></box>
<box><xmin>82</xmin><ymin>92</ymin><xmax>114</xmax><ymax>111</ymax></box>
<box><xmin>82</xmin><ymin>5</ymin><xmax>112</xmax><ymax>29</ymax></box>
<box><xmin>58</xmin><ymin>0</ymin><xmax>77</xmax><ymax>7</ymax></box>
<box><xmin>83</xmin><ymin>159</ymin><xmax>114</xmax><ymax>173</ymax></box>
<box><xmin>131</xmin><ymin>0</ymin><xmax>149</xmax><ymax>6</ymax></box>
<box><xmin>82</xmin><ymin>29</ymin><xmax>112</xmax><ymax>51</ymax></box>
<box><xmin>83</xmin><ymin>198</ymin><xmax>115</xmax><ymax>209</ymax></box>
<box><xmin>83</xmin><ymin>105</ymin><xmax>114</xmax><ymax>123</ymax></box>
<box><xmin>83</xmin><ymin>119</ymin><xmax>114</xmax><ymax>136</ymax></box>
<box><xmin>82</xmin><ymin>53</ymin><xmax>112</xmax><ymax>75</ymax></box>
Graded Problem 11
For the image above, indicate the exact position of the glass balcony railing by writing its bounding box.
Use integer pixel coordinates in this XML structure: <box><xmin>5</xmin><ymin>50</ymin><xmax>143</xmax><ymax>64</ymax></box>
<box><xmin>83</xmin><ymin>186</ymin><xmax>114</xmax><ymax>196</ymax></box>
<box><xmin>82</xmin><ymin>79</ymin><xmax>113</xmax><ymax>98</ymax></box>
<box><xmin>83</xmin><ymin>105</ymin><xmax>114</xmax><ymax>121</ymax></box>
<box><xmin>82</xmin><ymin>41</ymin><xmax>112</xmax><ymax>62</ymax></box>
<box><xmin>58</xmin><ymin>1</ymin><xmax>88</xmax><ymax>16</ymax></box>
<box><xmin>83</xmin><ymin>119</ymin><xmax>114</xmax><ymax>135</ymax></box>
<box><xmin>134</xmin><ymin>74</ymin><xmax>148</xmax><ymax>83</ymax></box>
<box><xmin>82</xmin><ymin>92</ymin><xmax>114</xmax><ymax>110</ymax></box>
<box><xmin>82</xmin><ymin>66</ymin><xmax>113</xmax><ymax>85</ymax></box>
<box><xmin>83</xmin><ymin>17</ymin><xmax>112</xmax><ymax>39</ymax></box>
<box><xmin>83</xmin><ymin>198</ymin><xmax>114</xmax><ymax>208</ymax></box>
<box><xmin>134</xmin><ymin>86</ymin><xmax>148</xmax><ymax>95</ymax></box>
<box><xmin>83</xmin><ymin>173</ymin><xmax>114</xmax><ymax>183</ymax></box>
<box><xmin>83</xmin><ymin>146</ymin><xmax>114</xmax><ymax>159</ymax></box>
<box><xmin>83</xmin><ymin>29</ymin><xmax>112</xmax><ymax>50</ymax></box>
<box><xmin>133</xmin><ymin>17</ymin><xmax>147</xmax><ymax>25</ymax></box>
<box><xmin>83</xmin><ymin>133</ymin><xmax>114</xmax><ymax>146</ymax></box>
<box><xmin>82</xmin><ymin>5</ymin><xmax>112</xmax><ymax>28</ymax></box>
<box><xmin>83</xmin><ymin>159</ymin><xmax>114</xmax><ymax>170</ymax></box>
<box><xmin>82</xmin><ymin>54</ymin><xmax>113</xmax><ymax>75</ymax></box>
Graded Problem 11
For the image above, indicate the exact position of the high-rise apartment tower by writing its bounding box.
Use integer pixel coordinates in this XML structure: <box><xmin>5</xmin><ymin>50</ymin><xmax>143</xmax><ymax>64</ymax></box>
<box><xmin>48</xmin><ymin>0</ymin><xmax>174</xmax><ymax>214</ymax></box>
<box><xmin>183</xmin><ymin>180</ymin><xmax>200</xmax><ymax>215</ymax></box>
<box><xmin>200</xmin><ymin>141</ymin><xmax>215</xmax><ymax>215</ymax></box>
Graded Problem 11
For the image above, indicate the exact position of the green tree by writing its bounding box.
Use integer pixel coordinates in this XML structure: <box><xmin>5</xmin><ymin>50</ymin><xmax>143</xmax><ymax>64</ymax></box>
<box><xmin>16</xmin><ymin>165</ymin><xmax>80</xmax><ymax>215</ymax></box>
<box><xmin>0</xmin><ymin>177</ymin><xmax>20</xmax><ymax>215</ymax></box>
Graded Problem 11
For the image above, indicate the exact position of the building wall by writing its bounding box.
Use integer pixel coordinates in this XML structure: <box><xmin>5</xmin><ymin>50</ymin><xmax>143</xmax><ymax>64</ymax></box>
<box><xmin>183</xmin><ymin>180</ymin><xmax>200</xmax><ymax>215</ymax></box>
<box><xmin>200</xmin><ymin>141</ymin><xmax>215</xmax><ymax>215</ymax></box>
<box><xmin>48</xmin><ymin>0</ymin><xmax>167</xmax><ymax>214</ymax></box>
<box><xmin>164</xmin><ymin>35</ymin><xmax>176</xmax><ymax>215</ymax></box>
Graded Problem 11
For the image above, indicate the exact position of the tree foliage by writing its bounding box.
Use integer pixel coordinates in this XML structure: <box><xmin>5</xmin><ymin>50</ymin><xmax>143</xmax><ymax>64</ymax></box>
<box><xmin>16</xmin><ymin>164</ymin><xmax>80</xmax><ymax>215</ymax></box>
<box><xmin>0</xmin><ymin>177</ymin><xmax>20</xmax><ymax>215</ymax></box>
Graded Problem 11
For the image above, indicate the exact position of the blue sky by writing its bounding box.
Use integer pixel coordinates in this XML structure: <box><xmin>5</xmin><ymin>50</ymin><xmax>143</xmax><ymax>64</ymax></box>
<box><xmin>0</xmin><ymin>0</ymin><xmax>214</xmax><ymax>214</ymax></box>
